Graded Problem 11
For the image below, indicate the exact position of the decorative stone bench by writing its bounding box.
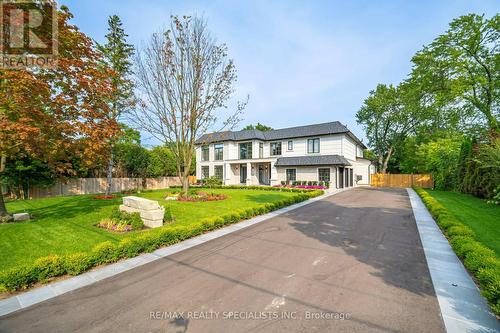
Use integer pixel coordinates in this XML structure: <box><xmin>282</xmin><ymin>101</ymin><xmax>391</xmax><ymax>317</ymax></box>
<box><xmin>119</xmin><ymin>196</ymin><xmax>165</xmax><ymax>228</ymax></box>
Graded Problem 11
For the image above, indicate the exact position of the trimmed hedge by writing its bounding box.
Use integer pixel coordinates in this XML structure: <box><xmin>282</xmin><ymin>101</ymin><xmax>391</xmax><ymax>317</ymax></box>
<box><xmin>0</xmin><ymin>189</ymin><xmax>323</xmax><ymax>292</ymax></box>
<box><xmin>173</xmin><ymin>184</ymin><xmax>319</xmax><ymax>193</ymax></box>
<box><xmin>413</xmin><ymin>187</ymin><xmax>500</xmax><ymax>316</ymax></box>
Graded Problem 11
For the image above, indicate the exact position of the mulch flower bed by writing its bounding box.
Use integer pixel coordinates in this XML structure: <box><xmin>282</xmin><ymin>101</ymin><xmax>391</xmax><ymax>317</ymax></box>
<box><xmin>177</xmin><ymin>191</ymin><xmax>227</xmax><ymax>202</ymax></box>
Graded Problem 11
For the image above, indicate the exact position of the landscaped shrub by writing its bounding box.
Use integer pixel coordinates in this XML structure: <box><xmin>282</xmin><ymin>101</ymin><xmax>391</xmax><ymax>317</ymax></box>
<box><xmin>0</xmin><ymin>188</ymin><xmax>323</xmax><ymax>293</ymax></box>
<box><xmin>64</xmin><ymin>253</ymin><xmax>93</xmax><ymax>275</ymax></box>
<box><xmin>99</xmin><ymin>209</ymin><xmax>143</xmax><ymax>232</ymax></box>
<box><xmin>414</xmin><ymin>186</ymin><xmax>500</xmax><ymax>316</ymax></box>
<box><xmin>0</xmin><ymin>265</ymin><xmax>39</xmax><ymax>290</ymax></box>
<box><xmin>34</xmin><ymin>255</ymin><xmax>65</xmax><ymax>281</ymax></box>
<box><xmin>464</xmin><ymin>247</ymin><xmax>498</xmax><ymax>273</ymax></box>
<box><xmin>122</xmin><ymin>212</ymin><xmax>144</xmax><ymax>230</ymax></box>
<box><xmin>91</xmin><ymin>241</ymin><xmax>118</xmax><ymax>264</ymax></box>
<box><xmin>202</xmin><ymin>176</ymin><xmax>223</xmax><ymax>188</ymax></box>
<box><xmin>447</xmin><ymin>225</ymin><xmax>475</xmax><ymax>238</ymax></box>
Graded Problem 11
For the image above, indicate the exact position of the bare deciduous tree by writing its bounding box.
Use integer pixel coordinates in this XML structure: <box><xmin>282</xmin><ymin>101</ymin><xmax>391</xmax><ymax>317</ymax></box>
<box><xmin>134</xmin><ymin>16</ymin><xmax>244</xmax><ymax>194</ymax></box>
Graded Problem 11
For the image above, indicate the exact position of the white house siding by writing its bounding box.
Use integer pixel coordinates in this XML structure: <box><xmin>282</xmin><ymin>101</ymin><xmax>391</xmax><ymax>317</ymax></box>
<box><xmin>352</xmin><ymin>159</ymin><xmax>373</xmax><ymax>185</ymax></box>
<box><xmin>342</xmin><ymin>136</ymin><xmax>357</xmax><ymax>161</ymax></box>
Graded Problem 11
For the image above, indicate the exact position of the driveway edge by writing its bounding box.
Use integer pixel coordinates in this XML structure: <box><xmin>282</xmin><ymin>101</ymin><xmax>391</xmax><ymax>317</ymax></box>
<box><xmin>0</xmin><ymin>187</ymin><xmax>350</xmax><ymax>317</ymax></box>
<box><xmin>407</xmin><ymin>188</ymin><xmax>499</xmax><ymax>333</ymax></box>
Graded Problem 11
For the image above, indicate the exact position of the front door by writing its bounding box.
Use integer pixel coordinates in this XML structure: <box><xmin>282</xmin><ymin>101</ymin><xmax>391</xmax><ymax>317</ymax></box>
<box><xmin>258</xmin><ymin>164</ymin><xmax>269</xmax><ymax>185</ymax></box>
<box><xmin>240</xmin><ymin>164</ymin><xmax>247</xmax><ymax>184</ymax></box>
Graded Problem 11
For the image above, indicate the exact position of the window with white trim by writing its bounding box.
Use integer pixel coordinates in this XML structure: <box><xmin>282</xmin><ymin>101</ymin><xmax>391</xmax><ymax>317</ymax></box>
<box><xmin>201</xmin><ymin>166</ymin><xmax>209</xmax><ymax>179</ymax></box>
<box><xmin>270</xmin><ymin>142</ymin><xmax>282</xmax><ymax>156</ymax></box>
<box><xmin>286</xmin><ymin>169</ymin><xmax>296</xmax><ymax>182</ymax></box>
<box><xmin>307</xmin><ymin>138</ymin><xmax>320</xmax><ymax>153</ymax></box>
<box><xmin>201</xmin><ymin>145</ymin><xmax>209</xmax><ymax>161</ymax></box>
<box><xmin>318</xmin><ymin>168</ymin><xmax>330</xmax><ymax>182</ymax></box>
<box><xmin>214</xmin><ymin>165</ymin><xmax>223</xmax><ymax>180</ymax></box>
<box><xmin>214</xmin><ymin>143</ymin><xmax>223</xmax><ymax>160</ymax></box>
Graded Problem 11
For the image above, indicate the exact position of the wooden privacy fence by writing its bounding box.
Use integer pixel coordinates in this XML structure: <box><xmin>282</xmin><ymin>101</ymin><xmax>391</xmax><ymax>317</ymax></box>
<box><xmin>370</xmin><ymin>174</ymin><xmax>434</xmax><ymax>188</ymax></box>
<box><xmin>26</xmin><ymin>176</ymin><xmax>197</xmax><ymax>199</ymax></box>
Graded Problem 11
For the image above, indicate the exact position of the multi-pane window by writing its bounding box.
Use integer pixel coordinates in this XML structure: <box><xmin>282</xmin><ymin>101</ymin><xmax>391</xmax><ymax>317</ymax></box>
<box><xmin>307</xmin><ymin>138</ymin><xmax>320</xmax><ymax>153</ymax></box>
<box><xmin>201</xmin><ymin>166</ymin><xmax>209</xmax><ymax>179</ymax></box>
<box><xmin>259</xmin><ymin>143</ymin><xmax>264</xmax><ymax>158</ymax></box>
<box><xmin>214</xmin><ymin>143</ymin><xmax>223</xmax><ymax>161</ymax></box>
<box><xmin>214</xmin><ymin>165</ymin><xmax>223</xmax><ymax>180</ymax></box>
<box><xmin>286</xmin><ymin>169</ymin><xmax>296</xmax><ymax>182</ymax></box>
<box><xmin>270</xmin><ymin>142</ymin><xmax>282</xmax><ymax>156</ymax></box>
<box><xmin>239</xmin><ymin>142</ymin><xmax>252</xmax><ymax>159</ymax></box>
<box><xmin>201</xmin><ymin>145</ymin><xmax>209</xmax><ymax>161</ymax></box>
<box><xmin>287</xmin><ymin>140</ymin><xmax>293</xmax><ymax>151</ymax></box>
<box><xmin>318</xmin><ymin>168</ymin><xmax>330</xmax><ymax>182</ymax></box>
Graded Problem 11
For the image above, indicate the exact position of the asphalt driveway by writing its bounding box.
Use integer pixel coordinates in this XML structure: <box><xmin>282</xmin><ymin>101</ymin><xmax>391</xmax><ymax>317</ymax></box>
<box><xmin>0</xmin><ymin>188</ymin><xmax>445</xmax><ymax>333</ymax></box>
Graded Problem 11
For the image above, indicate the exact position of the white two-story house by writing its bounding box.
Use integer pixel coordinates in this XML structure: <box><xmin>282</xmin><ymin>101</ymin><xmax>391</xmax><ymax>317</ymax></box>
<box><xmin>194</xmin><ymin>121</ymin><xmax>375</xmax><ymax>188</ymax></box>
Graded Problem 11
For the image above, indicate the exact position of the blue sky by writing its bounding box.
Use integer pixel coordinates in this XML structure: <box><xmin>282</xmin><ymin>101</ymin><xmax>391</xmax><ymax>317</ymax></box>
<box><xmin>60</xmin><ymin>0</ymin><xmax>499</xmax><ymax>146</ymax></box>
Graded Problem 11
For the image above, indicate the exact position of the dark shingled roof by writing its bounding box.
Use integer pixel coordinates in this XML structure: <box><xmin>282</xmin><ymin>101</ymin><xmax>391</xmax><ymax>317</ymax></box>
<box><xmin>274</xmin><ymin>155</ymin><xmax>351</xmax><ymax>167</ymax></box>
<box><xmin>196</xmin><ymin>121</ymin><xmax>366</xmax><ymax>148</ymax></box>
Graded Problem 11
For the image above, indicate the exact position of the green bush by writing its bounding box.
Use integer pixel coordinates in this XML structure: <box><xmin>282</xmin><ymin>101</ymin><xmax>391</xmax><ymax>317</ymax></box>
<box><xmin>34</xmin><ymin>255</ymin><xmax>65</xmax><ymax>281</ymax></box>
<box><xmin>414</xmin><ymin>186</ymin><xmax>500</xmax><ymax>316</ymax></box>
<box><xmin>202</xmin><ymin>176</ymin><xmax>223</xmax><ymax>188</ymax></box>
<box><xmin>164</xmin><ymin>206</ymin><xmax>174</xmax><ymax>222</ymax></box>
<box><xmin>450</xmin><ymin>236</ymin><xmax>478</xmax><ymax>258</ymax></box>
<box><xmin>477</xmin><ymin>267</ymin><xmax>500</xmax><ymax>306</ymax></box>
<box><xmin>65</xmin><ymin>253</ymin><xmax>93</xmax><ymax>275</ymax></box>
<box><xmin>447</xmin><ymin>225</ymin><xmax>475</xmax><ymax>238</ymax></box>
<box><xmin>464</xmin><ymin>247</ymin><xmax>497</xmax><ymax>273</ymax></box>
<box><xmin>92</xmin><ymin>241</ymin><xmax>118</xmax><ymax>264</ymax></box>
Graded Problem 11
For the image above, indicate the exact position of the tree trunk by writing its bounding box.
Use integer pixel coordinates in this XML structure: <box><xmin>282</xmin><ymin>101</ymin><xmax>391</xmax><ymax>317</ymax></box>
<box><xmin>0</xmin><ymin>154</ymin><xmax>7</xmax><ymax>216</ymax></box>
<box><xmin>105</xmin><ymin>152</ymin><xmax>114</xmax><ymax>196</ymax></box>
<box><xmin>182</xmin><ymin>175</ymin><xmax>189</xmax><ymax>195</ymax></box>
<box><xmin>381</xmin><ymin>147</ymin><xmax>394</xmax><ymax>174</ymax></box>
<box><xmin>0</xmin><ymin>190</ymin><xmax>7</xmax><ymax>217</ymax></box>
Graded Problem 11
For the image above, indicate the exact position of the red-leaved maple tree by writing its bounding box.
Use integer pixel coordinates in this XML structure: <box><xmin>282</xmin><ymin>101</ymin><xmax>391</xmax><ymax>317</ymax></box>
<box><xmin>0</xmin><ymin>5</ymin><xmax>119</xmax><ymax>216</ymax></box>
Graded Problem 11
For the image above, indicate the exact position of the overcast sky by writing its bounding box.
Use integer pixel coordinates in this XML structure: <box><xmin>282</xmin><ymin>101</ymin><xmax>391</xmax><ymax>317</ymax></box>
<box><xmin>60</xmin><ymin>0</ymin><xmax>499</xmax><ymax>146</ymax></box>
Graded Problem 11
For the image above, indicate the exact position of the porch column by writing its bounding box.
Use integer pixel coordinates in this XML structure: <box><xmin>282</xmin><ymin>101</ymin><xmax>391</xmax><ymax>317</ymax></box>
<box><xmin>224</xmin><ymin>163</ymin><xmax>231</xmax><ymax>185</ymax></box>
<box><xmin>270</xmin><ymin>164</ymin><xmax>278</xmax><ymax>186</ymax></box>
<box><xmin>246</xmin><ymin>162</ymin><xmax>252</xmax><ymax>185</ymax></box>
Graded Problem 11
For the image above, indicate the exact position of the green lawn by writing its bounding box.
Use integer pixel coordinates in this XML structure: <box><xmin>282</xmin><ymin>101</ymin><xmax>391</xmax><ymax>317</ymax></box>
<box><xmin>1</xmin><ymin>188</ymin><xmax>297</xmax><ymax>270</ymax></box>
<box><xmin>426</xmin><ymin>190</ymin><xmax>500</xmax><ymax>257</ymax></box>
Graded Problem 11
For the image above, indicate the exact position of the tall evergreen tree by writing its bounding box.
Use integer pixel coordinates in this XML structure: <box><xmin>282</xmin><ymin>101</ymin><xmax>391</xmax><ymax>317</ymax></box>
<box><xmin>98</xmin><ymin>15</ymin><xmax>135</xmax><ymax>195</ymax></box>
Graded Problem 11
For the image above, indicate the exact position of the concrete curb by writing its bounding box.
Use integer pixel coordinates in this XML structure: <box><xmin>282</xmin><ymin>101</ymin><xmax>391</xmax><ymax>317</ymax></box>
<box><xmin>0</xmin><ymin>188</ymin><xmax>349</xmax><ymax>317</ymax></box>
<box><xmin>407</xmin><ymin>188</ymin><xmax>500</xmax><ymax>333</ymax></box>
